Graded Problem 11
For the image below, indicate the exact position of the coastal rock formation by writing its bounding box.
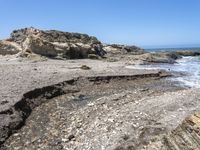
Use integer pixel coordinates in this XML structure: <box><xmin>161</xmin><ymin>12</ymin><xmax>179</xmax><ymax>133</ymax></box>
<box><xmin>174</xmin><ymin>50</ymin><xmax>200</xmax><ymax>56</ymax></box>
<box><xmin>0</xmin><ymin>27</ymin><xmax>106</xmax><ymax>59</ymax></box>
<box><xmin>144</xmin><ymin>114</ymin><xmax>200</xmax><ymax>150</ymax></box>
<box><xmin>0</xmin><ymin>27</ymin><xmax>146</xmax><ymax>60</ymax></box>
<box><xmin>103</xmin><ymin>44</ymin><xmax>144</xmax><ymax>55</ymax></box>
<box><xmin>136</xmin><ymin>51</ymin><xmax>200</xmax><ymax>64</ymax></box>
<box><xmin>139</xmin><ymin>52</ymin><xmax>179</xmax><ymax>64</ymax></box>
<box><xmin>1</xmin><ymin>27</ymin><xmax>199</xmax><ymax>63</ymax></box>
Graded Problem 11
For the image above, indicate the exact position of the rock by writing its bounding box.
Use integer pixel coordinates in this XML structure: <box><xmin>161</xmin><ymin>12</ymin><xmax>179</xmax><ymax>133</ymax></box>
<box><xmin>0</xmin><ymin>27</ymin><xmax>107</xmax><ymax>59</ymax></box>
<box><xmin>0</xmin><ymin>40</ymin><xmax>21</xmax><ymax>55</ymax></box>
<box><xmin>88</xmin><ymin>54</ymin><xmax>99</xmax><ymax>59</ymax></box>
<box><xmin>67</xmin><ymin>134</ymin><xmax>75</xmax><ymax>141</ymax></box>
<box><xmin>0</xmin><ymin>101</ymin><xmax>8</xmax><ymax>105</ymax></box>
<box><xmin>80</xmin><ymin>65</ymin><xmax>91</xmax><ymax>70</ymax></box>
<box><xmin>103</xmin><ymin>44</ymin><xmax>144</xmax><ymax>55</ymax></box>
<box><xmin>158</xmin><ymin>70</ymin><xmax>171</xmax><ymax>78</ymax></box>
<box><xmin>2</xmin><ymin>27</ymin><xmax>199</xmax><ymax>62</ymax></box>
<box><xmin>144</xmin><ymin>114</ymin><xmax>200</xmax><ymax>150</ymax></box>
<box><xmin>22</xmin><ymin>36</ymin><xmax>60</xmax><ymax>57</ymax></box>
<box><xmin>138</xmin><ymin>51</ymin><xmax>200</xmax><ymax>64</ymax></box>
<box><xmin>173</xmin><ymin>50</ymin><xmax>200</xmax><ymax>56</ymax></box>
<box><xmin>139</xmin><ymin>53</ymin><xmax>177</xmax><ymax>64</ymax></box>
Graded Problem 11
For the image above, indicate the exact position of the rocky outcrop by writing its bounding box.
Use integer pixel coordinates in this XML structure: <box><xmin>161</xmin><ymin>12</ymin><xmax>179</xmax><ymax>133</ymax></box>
<box><xmin>0</xmin><ymin>27</ymin><xmax>106</xmax><ymax>59</ymax></box>
<box><xmin>139</xmin><ymin>53</ymin><xmax>178</xmax><ymax>64</ymax></box>
<box><xmin>103</xmin><ymin>44</ymin><xmax>144</xmax><ymax>55</ymax></box>
<box><xmin>144</xmin><ymin>114</ymin><xmax>200</xmax><ymax>150</ymax></box>
<box><xmin>11</xmin><ymin>28</ymin><xmax>100</xmax><ymax>45</ymax></box>
<box><xmin>1</xmin><ymin>27</ymin><xmax>200</xmax><ymax>61</ymax></box>
<box><xmin>174</xmin><ymin>50</ymin><xmax>200</xmax><ymax>56</ymax></box>
<box><xmin>137</xmin><ymin>50</ymin><xmax>200</xmax><ymax>64</ymax></box>
<box><xmin>0</xmin><ymin>40</ymin><xmax>21</xmax><ymax>55</ymax></box>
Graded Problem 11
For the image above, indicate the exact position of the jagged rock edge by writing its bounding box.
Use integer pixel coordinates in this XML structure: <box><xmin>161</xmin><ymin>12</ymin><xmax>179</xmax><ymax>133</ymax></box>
<box><xmin>0</xmin><ymin>72</ymin><xmax>168</xmax><ymax>147</ymax></box>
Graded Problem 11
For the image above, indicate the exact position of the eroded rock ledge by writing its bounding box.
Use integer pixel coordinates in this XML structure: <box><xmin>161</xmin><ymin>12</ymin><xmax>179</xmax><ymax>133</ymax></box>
<box><xmin>0</xmin><ymin>72</ymin><xmax>167</xmax><ymax>147</ymax></box>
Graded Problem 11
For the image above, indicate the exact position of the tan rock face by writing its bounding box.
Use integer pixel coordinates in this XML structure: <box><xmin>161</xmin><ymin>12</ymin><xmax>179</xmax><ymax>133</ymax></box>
<box><xmin>22</xmin><ymin>36</ymin><xmax>61</xmax><ymax>57</ymax></box>
<box><xmin>0</xmin><ymin>40</ymin><xmax>21</xmax><ymax>55</ymax></box>
<box><xmin>0</xmin><ymin>27</ymin><xmax>107</xmax><ymax>59</ymax></box>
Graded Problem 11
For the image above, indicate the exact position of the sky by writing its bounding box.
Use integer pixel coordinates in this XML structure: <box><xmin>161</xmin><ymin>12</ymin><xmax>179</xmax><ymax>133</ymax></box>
<box><xmin>1</xmin><ymin>0</ymin><xmax>200</xmax><ymax>48</ymax></box>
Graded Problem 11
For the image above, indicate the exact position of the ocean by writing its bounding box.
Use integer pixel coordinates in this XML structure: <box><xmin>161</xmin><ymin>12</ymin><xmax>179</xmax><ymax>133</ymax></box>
<box><xmin>145</xmin><ymin>47</ymin><xmax>200</xmax><ymax>52</ymax></box>
<box><xmin>129</xmin><ymin>48</ymin><xmax>200</xmax><ymax>88</ymax></box>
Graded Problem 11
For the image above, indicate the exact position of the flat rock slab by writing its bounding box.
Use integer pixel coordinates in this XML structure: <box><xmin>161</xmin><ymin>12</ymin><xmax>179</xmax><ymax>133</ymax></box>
<box><xmin>2</xmin><ymin>76</ymin><xmax>200</xmax><ymax>149</ymax></box>
<box><xmin>0</xmin><ymin>58</ymin><xmax>167</xmax><ymax>146</ymax></box>
<box><xmin>1</xmin><ymin>70</ymin><xmax>182</xmax><ymax>149</ymax></box>
<box><xmin>0</xmin><ymin>58</ymin><xmax>162</xmax><ymax>113</ymax></box>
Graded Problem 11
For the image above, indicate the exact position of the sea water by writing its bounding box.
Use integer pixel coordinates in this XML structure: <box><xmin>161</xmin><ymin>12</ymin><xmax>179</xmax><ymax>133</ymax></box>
<box><xmin>127</xmin><ymin>48</ymin><xmax>200</xmax><ymax>88</ymax></box>
<box><xmin>145</xmin><ymin>47</ymin><xmax>200</xmax><ymax>52</ymax></box>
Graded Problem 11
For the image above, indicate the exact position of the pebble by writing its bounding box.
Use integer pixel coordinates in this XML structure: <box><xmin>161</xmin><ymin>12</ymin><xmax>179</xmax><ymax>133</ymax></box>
<box><xmin>68</xmin><ymin>134</ymin><xmax>75</xmax><ymax>141</ymax></box>
<box><xmin>87</xmin><ymin>103</ymin><xmax>94</xmax><ymax>106</ymax></box>
<box><xmin>62</xmin><ymin>138</ymin><xmax>69</xmax><ymax>142</ymax></box>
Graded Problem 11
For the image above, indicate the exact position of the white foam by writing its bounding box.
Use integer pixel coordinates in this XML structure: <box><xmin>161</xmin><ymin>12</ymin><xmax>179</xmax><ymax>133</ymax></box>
<box><xmin>125</xmin><ymin>65</ymin><xmax>159</xmax><ymax>70</ymax></box>
<box><xmin>126</xmin><ymin>56</ymin><xmax>200</xmax><ymax>88</ymax></box>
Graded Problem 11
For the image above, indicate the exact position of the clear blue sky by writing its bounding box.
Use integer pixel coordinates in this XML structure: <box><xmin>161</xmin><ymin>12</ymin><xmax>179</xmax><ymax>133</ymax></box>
<box><xmin>1</xmin><ymin>0</ymin><xmax>200</xmax><ymax>48</ymax></box>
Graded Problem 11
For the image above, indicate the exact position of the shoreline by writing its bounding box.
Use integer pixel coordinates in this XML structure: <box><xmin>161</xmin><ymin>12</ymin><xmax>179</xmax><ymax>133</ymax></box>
<box><xmin>0</xmin><ymin>58</ymin><xmax>170</xmax><ymax>145</ymax></box>
<box><xmin>0</xmin><ymin>28</ymin><xmax>200</xmax><ymax>149</ymax></box>
<box><xmin>0</xmin><ymin>56</ymin><xmax>198</xmax><ymax>149</ymax></box>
